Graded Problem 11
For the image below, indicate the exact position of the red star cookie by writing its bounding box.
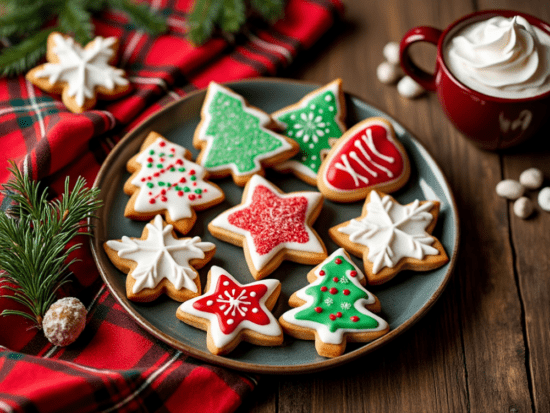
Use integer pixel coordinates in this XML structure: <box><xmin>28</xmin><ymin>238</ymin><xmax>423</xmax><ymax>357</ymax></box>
<box><xmin>176</xmin><ymin>266</ymin><xmax>283</xmax><ymax>355</ymax></box>
<box><xmin>208</xmin><ymin>175</ymin><xmax>327</xmax><ymax>279</ymax></box>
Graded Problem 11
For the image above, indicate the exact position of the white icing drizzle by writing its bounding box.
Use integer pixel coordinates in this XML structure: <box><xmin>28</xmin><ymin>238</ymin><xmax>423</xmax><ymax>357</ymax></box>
<box><xmin>334</xmin><ymin>154</ymin><xmax>370</xmax><ymax>186</ymax></box>
<box><xmin>106</xmin><ymin>215</ymin><xmax>215</xmax><ymax>293</ymax></box>
<box><xmin>281</xmin><ymin>249</ymin><xmax>388</xmax><ymax>345</ymax></box>
<box><xmin>365</xmin><ymin>129</ymin><xmax>395</xmax><ymax>164</ymax></box>
<box><xmin>338</xmin><ymin>192</ymin><xmax>439</xmax><ymax>274</ymax></box>
<box><xmin>209</xmin><ymin>175</ymin><xmax>325</xmax><ymax>272</ymax></box>
<box><xmin>130</xmin><ymin>137</ymin><xmax>223</xmax><ymax>221</ymax></box>
<box><xmin>34</xmin><ymin>34</ymin><xmax>129</xmax><ymax>107</ymax></box>
<box><xmin>178</xmin><ymin>266</ymin><xmax>282</xmax><ymax>348</ymax></box>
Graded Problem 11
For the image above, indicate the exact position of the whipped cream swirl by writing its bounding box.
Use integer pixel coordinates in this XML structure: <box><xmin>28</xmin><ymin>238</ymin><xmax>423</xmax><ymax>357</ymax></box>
<box><xmin>445</xmin><ymin>16</ymin><xmax>550</xmax><ymax>99</ymax></box>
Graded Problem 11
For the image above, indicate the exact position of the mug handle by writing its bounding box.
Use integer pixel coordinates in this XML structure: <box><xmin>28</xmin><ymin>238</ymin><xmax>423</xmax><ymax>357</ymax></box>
<box><xmin>399</xmin><ymin>26</ymin><xmax>443</xmax><ymax>92</ymax></box>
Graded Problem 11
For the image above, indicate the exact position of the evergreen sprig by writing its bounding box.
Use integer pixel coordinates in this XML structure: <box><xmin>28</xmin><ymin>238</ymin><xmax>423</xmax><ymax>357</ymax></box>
<box><xmin>0</xmin><ymin>0</ymin><xmax>168</xmax><ymax>77</ymax></box>
<box><xmin>0</xmin><ymin>162</ymin><xmax>102</xmax><ymax>328</ymax></box>
<box><xmin>187</xmin><ymin>0</ymin><xmax>286</xmax><ymax>45</ymax></box>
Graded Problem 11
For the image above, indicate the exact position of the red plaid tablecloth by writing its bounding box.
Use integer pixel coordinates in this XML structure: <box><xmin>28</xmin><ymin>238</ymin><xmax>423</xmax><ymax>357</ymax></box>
<box><xmin>0</xmin><ymin>0</ymin><xmax>343</xmax><ymax>411</ymax></box>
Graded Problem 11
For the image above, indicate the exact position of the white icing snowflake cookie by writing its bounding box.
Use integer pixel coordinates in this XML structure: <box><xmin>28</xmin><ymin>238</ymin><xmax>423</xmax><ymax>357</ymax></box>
<box><xmin>208</xmin><ymin>174</ymin><xmax>327</xmax><ymax>280</ymax></box>
<box><xmin>26</xmin><ymin>32</ymin><xmax>130</xmax><ymax>113</ymax></box>
<box><xmin>104</xmin><ymin>215</ymin><xmax>215</xmax><ymax>302</ymax></box>
<box><xmin>124</xmin><ymin>131</ymin><xmax>225</xmax><ymax>235</ymax></box>
<box><xmin>193</xmin><ymin>82</ymin><xmax>299</xmax><ymax>186</ymax></box>
<box><xmin>176</xmin><ymin>266</ymin><xmax>283</xmax><ymax>355</ymax></box>
<box><xmin>329</xmin><ymin>190</ymin><xmax>449</xmax><ymax>285</ymax></box>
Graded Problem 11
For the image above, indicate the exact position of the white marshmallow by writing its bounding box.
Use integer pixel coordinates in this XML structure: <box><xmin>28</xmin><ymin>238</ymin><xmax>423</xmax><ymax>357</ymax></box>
<box><xmin>513</xmin><ymin>197</ymin><xmax>534</xmax><ymax>219</ymax></box>
<box><xmin>538</xmin><ymin>187</ymin><xmax>550</xmax><ymax>211</ymax></box>
<box><xmin>383</xmin><ymin>41</ymin><xmax>401</xmax><ymax>65</ymax></box>
<box><xmin>397</xmin><ymin>76</ymin><xmax>425</xmax><ymax>99</ymax></box>
<box><xmin>519</xmin><ymin>167</ymin><xmax>544</xmax><ymax>190</ymax></box>
<box><xmin>496</xmin><ymin>179</ymin><xmax>524</xmax><ymax>200</ymax></box>
<box><xmin>377</xmin><ymin>61</ymin><xmax>402</xmax><ymax>84</ymax></box>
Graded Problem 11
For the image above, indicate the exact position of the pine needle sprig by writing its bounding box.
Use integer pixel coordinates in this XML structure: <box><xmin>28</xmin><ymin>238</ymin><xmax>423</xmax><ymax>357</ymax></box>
<box><xmin>0</xmin><ymin>161</ymin><xmax>102</xmax><ymax>328</ymax></box>
<box><xmin>0</xmin><ymin>0</ymin><xmax>167</xmax><ymax>77</ymax></box>
<box><xmin>187</xmin><ymin>0</ymin><xmax>287</xmax><ymax>46</ymax></box>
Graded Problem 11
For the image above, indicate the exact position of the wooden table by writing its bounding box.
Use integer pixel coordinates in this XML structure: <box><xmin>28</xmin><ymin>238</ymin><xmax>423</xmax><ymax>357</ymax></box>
<box><xmin>238</xmin><ymin>0</ymin><xmax>550</xmax><ymax>411</ymax></box>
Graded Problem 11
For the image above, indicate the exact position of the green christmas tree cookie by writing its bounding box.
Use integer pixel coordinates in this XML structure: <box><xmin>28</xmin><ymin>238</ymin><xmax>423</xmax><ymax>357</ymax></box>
<box><xmin>193</xmin><ymin>82</ymin><xmax>299</xmax><ymax>186</ymax></box>
<box><xmin>279</xmin><ymin>248</ymin><xmax>389</xmax><ymax>358</ymax></box>
<box><xmin>272</xmin><ymin>79</ymin><xmax>347</xmax><ymax>186</ymax></box>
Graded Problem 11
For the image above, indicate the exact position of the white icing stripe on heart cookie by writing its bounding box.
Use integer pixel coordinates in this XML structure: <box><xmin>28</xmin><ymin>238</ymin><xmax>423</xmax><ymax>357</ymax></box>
<box><xmin>131</xmin><ymin>137</ymin><xmax>223</xmax><ymax>221</ymax></box>
<box><xmin>106</xmin><ymin>215</ymin><xmax>215</xmax><ymax>293</ymax></box>
<box><xmin>178</xmin><ymin>266</ymin><xmax>282</xmax><ymax>348</ymax></box>
<box><xmin>209</xmin><ymin>175</ymin><xmax>325</xmax><ymax>272</ymax></box>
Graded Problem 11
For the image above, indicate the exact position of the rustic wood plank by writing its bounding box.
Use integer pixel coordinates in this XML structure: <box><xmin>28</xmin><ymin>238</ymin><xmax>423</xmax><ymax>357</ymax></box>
<box><xmin>239</xmin><ymin>0</ymin><xmax>550</xmax><ymax>411</ymax></box>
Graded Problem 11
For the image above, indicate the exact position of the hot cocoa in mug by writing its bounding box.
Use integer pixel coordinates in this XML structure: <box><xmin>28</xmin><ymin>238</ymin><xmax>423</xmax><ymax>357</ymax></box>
<box><xmin>400</xmin><ymin>10</ymin><xmax>550</xmax><ymax>150</ymax></box>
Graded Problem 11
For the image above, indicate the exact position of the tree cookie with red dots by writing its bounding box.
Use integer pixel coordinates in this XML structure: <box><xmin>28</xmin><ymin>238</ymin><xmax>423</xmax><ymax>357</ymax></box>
<box><xmin>124</xmin><ymin>131</ymin><xmax>225</xmax><ymax>234</ymax></box>
<box><xmin>193</xmin><ymin>82</ymin><xmax>299</xmax><ymax>186</ymax></box>
<box><xmin>329</xmin><ymin>190</ymin><xmax>449</xmax><ymax>285</ymax></box>
<box><xmin>317</xmin><ymin>117</ymin><xmax>410</xmax><ymax>203</ymax></box>
<box><xmin>279</xmin><ymin>249</ymin><xmax>389</xmax><ymax>358</ymax></box>
<box><xmin>176</xmin><ymin>266</ymin><xmax>283</xmax><ymax>355</ymax></box>
<box><xmin>104</xmin><ymin>215</ymin><xmax>216</xmax><ymax>303</ymax></box>
<box><xmin>208</xmin><ymin>174</ymin><xmax>327</xmax><ymax>280</ymax></box>
<box><xmin>26</xmin><ymin>32</ymin><xmax>131</xmax><ymax>113</ymax></box>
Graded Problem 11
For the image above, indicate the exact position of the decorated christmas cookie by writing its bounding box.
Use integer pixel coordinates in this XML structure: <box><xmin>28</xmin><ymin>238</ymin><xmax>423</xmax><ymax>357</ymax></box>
<box><xmin>272</xmin><ymin>79</ymin><xmax>347</xmax><ymax>186</ymax></box>
<box><xmin>193</xmin><ymin>82</ymin><xmax>299</xmax><ymax>186</ymax></box>
<box><xmin>124</xmin><ymin>131</ymin><xmax>224</xmax><ymax>234</ymax></box>
<box><xmin>176</xmin><ymin>266</ymin><xmax>283</xmax><ymax>355</ymax></box>
<box><xmin>208</xmin><ymin>174</ymin><xmax>327</xmax><ymax>280</ymax></box>
<box><xmin>317</xmin><ymin>117</ymin><xmax>410</xmax><ymax>203</ymax></box>
<box><xmin>104</xmin><ymin>215</ymin><xmax>216</xmax><ymax>302</ymax></box>
<box><xmin>26</xmin><ymin>32</ymin><xmax>130</xmax><ymax>113</ymax></box>
<box><xmin>329</xmin><ymin>190</ymin><xmax>449</xmax><ymax>285</ymax></box>
<box><xmin>279</xmin><ymin>249</ymin><xmax>390</xmax><ymax>358</ymax></box>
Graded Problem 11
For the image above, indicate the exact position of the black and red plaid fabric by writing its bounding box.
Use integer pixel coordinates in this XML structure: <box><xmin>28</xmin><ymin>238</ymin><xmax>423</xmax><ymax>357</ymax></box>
<box><xmin>0</xmin><ymin>0</ymin><xmax>344</xmax><ymax>411</ymax></box>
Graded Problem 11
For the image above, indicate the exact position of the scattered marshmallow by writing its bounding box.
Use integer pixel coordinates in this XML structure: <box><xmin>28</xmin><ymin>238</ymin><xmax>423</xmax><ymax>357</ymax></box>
<box><xmin>519</xmin><ymin>167</ymin><xmax>544</xmax><ymax>190</ymax></box>
<box><xmin>383</xmin><ymin>41</ymin><xmax>401</xmax><ymax>65</ymax></box>
<box><xmin>377</xmin><ymin>61</ymin><xmax>402</xmax><ymax>84</ymax></box>
<box><xmin>538</xmin><ymin>187</ymin><xmax>550</xmax><ymax>211</ymax></box>
<box><xmin>397</xmin><ymin>76</ymin><xmax>425</xmax><ymax>99</ymax></box>
<box><xmin>496</xmin><ymin>179</ymin><xmax>524</xmax><ymax>200</ymax></box>
<box><xmin>513</xmin><ymin>197</ymin><xmax>534</xmax><ymax>219</ymax></box>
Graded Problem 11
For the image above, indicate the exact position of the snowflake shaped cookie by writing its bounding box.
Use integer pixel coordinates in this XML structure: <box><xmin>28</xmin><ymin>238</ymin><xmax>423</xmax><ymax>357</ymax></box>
<box><xmin>208</xmin><ymin>174</ymin><xmax>327</xmax><ymax>279</ymax></box>
<box><xmin>329</xmin><ymin>190</ymin><xmax>449</xmax><ymax>285</ymax></box>
<box><xmin>124</xmin><ymin>131</ymin><xmax>225</xmax><ymax>234</ymax></box>
<box><xmin>104</xmin><ymin>215</ymin><xmax>215</xmax><ymax>302</ymax></box>
<box><xmin>176</xmin><ymin>266</ymin><xmax>283</xmax><ymax>355</ymax></box>
<box><xmin>272</xmin><ymin>78</ymin><xmax>347</xmax><ymax>186</ymax></box>
<box><xmin>193</xmin><ymin>82</ymin><xmax>299</xmax><ymax>186</ymax></box>
<box><xmin>26</xmin><ymin>32</ymin><xmax>130</xmax><ymax>113</ymax></box>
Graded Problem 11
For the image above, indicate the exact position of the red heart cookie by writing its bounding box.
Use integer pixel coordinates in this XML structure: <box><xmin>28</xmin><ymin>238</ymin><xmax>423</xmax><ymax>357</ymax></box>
<box><xmin>317</xmin><ymin>117</ymin><xmax>410</xmax><ymax>202</ymax></box>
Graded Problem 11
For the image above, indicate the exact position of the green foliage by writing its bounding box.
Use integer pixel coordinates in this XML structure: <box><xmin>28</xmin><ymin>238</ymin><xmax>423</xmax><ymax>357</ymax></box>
<box><xmin>0</xmin><ymin>0</ymin><xmax>167</xmax><ymax>77</ymax></box>
<box><xmin>188</xmin><ymin>0</ymin><xmax>286</xmax><ymax>45</ymax></box>
<box><xmin>0</xmin><ymin>161</ymin><xmax>102</xmax><ymax>328</ymax></box>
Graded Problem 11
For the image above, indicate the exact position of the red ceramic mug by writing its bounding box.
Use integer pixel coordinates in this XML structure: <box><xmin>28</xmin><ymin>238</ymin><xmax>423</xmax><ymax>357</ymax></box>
<box><xmin>400</xmin><ymin>10</ymin><xmax>550</xmax><ymax>150</ymax></box>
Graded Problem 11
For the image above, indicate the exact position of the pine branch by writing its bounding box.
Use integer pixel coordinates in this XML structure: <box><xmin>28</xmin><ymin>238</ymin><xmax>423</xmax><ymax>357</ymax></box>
<box><xmin>0</xmin><ymin>27</ymin><xmax>54</xmax><ymax>77</ymax></box>
<box><xmin>250</xmin><ymin>0</ymin><xmax>285</xmax><ymax>21</ymax></box>
<box><xmin>0</xmin><ymin>163</ymin><xmax>102</xmax><ymax>328</ymax></box>
<box><xmin>58</xmin><ymin>0</ymin><xmax>95</xmax><ymax>45</ymax></box>
<box><xmin>187</xmin><ymin>0</ymin><xmax>223</xmax><ymax>45</ymax></box>
<box><xmin>219</xmin><ymin>0</ymin><xmax>246</xmax><ymax>33</ymax></box>
<box><xmin>0</xmin><ymin>2</ymin><xmax>53</xmax><ymax>38</ymax></box>
<box><xmin>108</xmin><ymin>0</ymin><xmax>167</xmax><ymax>35</ymax></box>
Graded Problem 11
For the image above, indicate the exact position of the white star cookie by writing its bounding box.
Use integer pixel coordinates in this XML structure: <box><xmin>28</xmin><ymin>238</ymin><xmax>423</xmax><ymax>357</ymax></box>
<box><xmin>26</xmin><ymin>32</ymin><xmax>130</xmax><ymax>113</ymax></box>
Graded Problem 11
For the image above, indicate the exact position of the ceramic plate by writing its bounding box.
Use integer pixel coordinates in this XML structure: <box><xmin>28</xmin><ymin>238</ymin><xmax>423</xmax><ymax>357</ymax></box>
<box><xmin>91</xmin><ymin>78</ymin><xmax>459</xmax><ymax>374</ymax></box>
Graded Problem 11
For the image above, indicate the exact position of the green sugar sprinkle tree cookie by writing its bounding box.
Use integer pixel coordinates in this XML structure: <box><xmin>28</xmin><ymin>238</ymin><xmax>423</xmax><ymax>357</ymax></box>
<box><xmin>279</xmin><ymin>248</ymin><xmax>390</xmax><ymax>358</ymax></box>
<box><xmin>272</xmin><ymin>78</ymin><xmax>347</xmax><ymax>186</ymax></box>
<box><xmin>193</xmin><ymin>82</ymin><xmax>299</xmax><ymax>187</ymax></box>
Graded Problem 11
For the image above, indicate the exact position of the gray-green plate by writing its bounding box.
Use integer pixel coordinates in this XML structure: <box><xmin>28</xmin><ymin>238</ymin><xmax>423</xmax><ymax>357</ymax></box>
<box><xmin>91</xmin><ymin>78</ymin><xmax>459</xmax><ymax>374</ymax></box>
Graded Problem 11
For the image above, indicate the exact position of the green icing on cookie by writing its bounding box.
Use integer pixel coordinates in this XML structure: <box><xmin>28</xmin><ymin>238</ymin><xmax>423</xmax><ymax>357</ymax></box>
<box><xmin>202</xmin><ymin>90</ymin><xmax>284</xmax><ymax>174</ymax></box>
<box><xmin>275</xmin><ymin>89</ymin><xmax>344</xmax><ymax>175</ymax></box>
<box><xmin>294</xmin><ymin>255</ymin><xmax>378</xmax><ymax>332</ymax></box>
